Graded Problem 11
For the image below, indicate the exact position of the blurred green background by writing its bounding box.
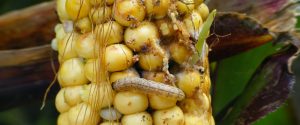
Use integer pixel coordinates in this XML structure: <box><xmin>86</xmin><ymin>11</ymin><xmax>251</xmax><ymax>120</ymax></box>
<box><xmin>0</xmin><ymin>0</ymin><xmax>299</xmax><ymax>125</ymax></box>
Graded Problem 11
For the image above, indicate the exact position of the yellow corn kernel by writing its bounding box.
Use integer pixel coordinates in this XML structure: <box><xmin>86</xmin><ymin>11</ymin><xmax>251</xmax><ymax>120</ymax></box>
<box><xmin>169</xmin><ymin>42</ymin><xmax>192</xmax><ymax>64</ymax></box>
<box><xmin>57</xmin><ymin>0</ymin><xmax>71</xmax><ymax>21</ymax></box>
<box><xmin>90</xmin><ymin>6</ymin><xmax>112</xmax><ymax>24</ymax></box>
<box><xmin>183</xmin><ymin>10</ymin><xmax>203</xmax><ymax>39</ymax></box>
<box><xmin>96</xmin><ymin>21</ymin><xmax>124</xmax><ymax>45</ymax></box>
<box><xmin>176</xmin><ymin>0</ymin><xmax>194</xmax><ymax>14</ymax></box>
<box><xmin>105</xmin><ymin>44</ymin><xmax>134</xmax><ymax>72</ymax></box>
<box><xmin>57</xmin><ymin>33</ymin><xmax>79</xmax><ymax>61</ymax></box>
<box><xmin>149</xmin><ymin>95</ymin><xmax>177</xmax><ymax>110</ymax></box>
<box><xmin>124</xmin><ymin>22</ymin><xmax>159</xmax><ymax>52</ymax></box>
<box><xmin>58</xmin><ymin>58</ymin><xmax>89</xmax><ymax>87</ymax></box>
<box><xmin>55</xmin><ymin>24</ymin><xmax>67</xmax><ymax>43</ymax></box>
<box><xmin>55</xmin><ymin>88</ymin><xmax>71</xmax><ymax>113</ymax></box>
<box><xmin>176</xmin><ymin>70</ymin><xmax>201</xmax><ymax>97</ymax></box>
<box><xmin>64</xmin><ymin>86</ymin><xmax>84</xmax><ymax>106</ymax></box>
<box><xmin>145</xmin><ymin>0</ymin><xmax>170</xmax><ymax>19</ymax></box>
<box><xmin>113</xmin><ymin>0</ymin><xmax>146</xmax><ymax>26</ymax></box>
<box><xmin>110</xmin><ymin>68</ymin><xmax>139</xmax><ymax>83</ymax></box>
<box><xmin>89</xmin><ymin>0</ymin><xmax>103</xmax><ymax>6</ymax></box>
<box><xmin>138</xmin><ymin>52</ymin><xmax>164</xmax><ymax>71</ymax></box>
<box><xmin>68</xmin><ymin>103</ymin><xmax>100</xmax><ymax>125</ymax></box>
<box><xmin>194</xmin><ymin>0</ymin><xmax>203</xmax><ymax>7</ymax></box>
<box><xmin>57</xmin><ymin>112</ymin><xmax>69</xmax><ymax>125</ymax></box>
<box><xmin>121</xmin><ymin>112</ymin><xmax>152</xmax><ymax>125</ymax></box>
<box><xmin>153</xmin><ymin>106</ymin><xmax>184</xmax><ymax>125</ymax></box>
<box><xmin>66</xmin><ymin>0</ymin><xmax>91</xmax><ymax>20</ymax></box>
<box><xmin>113</xmin><ymin>91</ymin><xmax>148</xmax><ymax>114</ymax></box>
<box><xmin>197</xmin><ymin>3</ymin><xmax>209</xmax><ymax>21</ymax></box>
<box><xmin>75</xmin><ymin>33</ymin><xmax>99</xmax><ymax>59</ymax></box>
<box><xmin>100</xmin><ymin>122</ymin><xmax>120</xmax><ymax>125</ymax></box>
<box><xmin>84</xmin><ymin>59</ymin><xmax>99</xmax><ymax>82</ymax></box>
<box><xmin>81</xmin><ymin>84</ymin><xmax>114</xmax><ymax>110</ymax></box>
<box><xmin>75</xmin><ymin>17</ymin><xmax>92</xmax><ymax>33</ymax></box>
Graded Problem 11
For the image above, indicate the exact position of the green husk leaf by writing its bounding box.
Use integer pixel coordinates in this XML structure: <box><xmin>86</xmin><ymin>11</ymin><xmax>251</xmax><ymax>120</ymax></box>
<box><xmin>191</xmin><ymin>9</ymin><xmax>216</xmax><ymax>64</ymax></box>
<box><xmin>220</xmin><ymin>46</ymin><xmax>297</xmax><ymax>125</ymax></box>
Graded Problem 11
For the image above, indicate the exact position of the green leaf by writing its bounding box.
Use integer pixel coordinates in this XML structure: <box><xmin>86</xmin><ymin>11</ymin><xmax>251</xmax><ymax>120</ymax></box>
<box><xmin>253</xmin><ymin>104</ymin><xmax>295</xmax><ymax>125</ymax></box>
<box><xmin>192</xmin><ymin>9</ymin><xmax>216</xmax><ymax>64</ymax></box>
<box><xmin>220</xmin><ymin>45</ymin><xmax>296</xmax><ymax>124</ymax></box>
<box><xmin>212</xmin><ymin>42</ymin><xmax>283</xmax><ymax>116</ymax></box>
<box><xmin>195</xmin><ymin>9</ymin><xmax>216</xmax><ymax>54</ymax></box>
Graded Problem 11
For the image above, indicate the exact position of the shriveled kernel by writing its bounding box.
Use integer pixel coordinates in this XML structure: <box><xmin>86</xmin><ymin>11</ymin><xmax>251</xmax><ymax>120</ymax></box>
<box><xmin>183</xmin><ymin>10</ymin><xmax>203</xmax><ymax>39</ymax></box>
<box><xmin>55</xmin><ymin>89</ymin><xmax>71</xmax><ymax>113</ymax></box>
<box><xmin>124</xmin><ymin>22</ymin><xmax>159</xmax><ymax>51</ymax></box>
<box><xmin>64</xmin><ymin>86</ymin><xmax>83</xmax><ymax>106</ymax></box>
<box><xmin>142</xmin><ymin>71</ymin><xmax>169</xmax><ymax>83</ymax></box>
<box><xmin>68</xmin><ymin>103</ymin><xmax>100</xmax><ymax>125</ymax></box>
<box><xmin>75</xmin><ymin>17</ymin><xmax>92</xmax><ymax>33</ymax></box>
<box><xmin>58</xmin><ymin>58</ymin><xmax>89</xmax><ymax>87</ymax></box>
<box><xmin>121</xmin><ymin>112</ymin><xmax>152</xmax><ymax>125</ymax></box>
<box><xmin>176</xmin><ymin>0</ymin><xmax>194</xmax><ymax>14</ymax></box>
<box><xmin>155</xmin><ymin>19</ymin><xmax>174</xmax><ymax>37</ymax></box>
<box><xmin>145</xmin><ymin>0</ymin><xmax>170</xmax><ymax>19</ymax></box>
<box><xmin>153</xmin><ymin>106</ymin><xmax>184</xmax><ymax>125</ymax></box>
<box><xmin>90</xmin><ymin>6</ymin><xmax>112</xmax><ymax>24</ymax></box>
<box><xmin>149</xmin><ymin>95</ymin><xmax>177</xmax><ymax>110</ymax></box>
<box><xmin>96</xmin><ymin>21</ymin><xmax>124</xmax><ymax>45</ymax></box>
<box><xmin>100</xmin><ymin>107</ymin><xmax>122</xmax><ymax>121</ymax></box>
<box><xmin>139</xmin><ymin>52</ymin><xmax>164</xmax><ymax>71</ymax></box>
<box><xmin>169</xmin><ymin>42</ymin><xmax>192</xmax><ymax>64</ymax></box>
<box><xmin>106</xmin><ymin>44</ymin><xmax>134</xmax><ymax>72</ymax></box>
<box><xmin>197</xmin><ymin>3</ymin><xmax>209</xmax><ymax>21</ymax></box>
<box><xmin>110</xmin><ymin>68</ymin><xmax>139</xmax><ymax>83</ymax></box>
<box><xmin>114</xmin><ymin>91</ymin><xmax>148</xmax><ymax>114</ymax></box>
<box><xmin>66</xmin><ymin>0</ymin><xmax>91</xmax><ymax>20</ymax></box>
<box><xmin>63</xmin><ymin>21</ymin><xmax>74</xmax><ymax>33</ymax></box>
<box><xmin>113</xmin><ymin>0</ymin><xmax>146</xmax><ymax>26</ymax></box>
<box><xmin>75</xmin><ymin>33</ymin><xmax>99</xmax><ymax>59</ymax></box>
<box><xmin>176</xmin><ymin>70</ymin><xmax>201</xmax><ymax>97</ymax></box>
<box><xmin>57</xmin><ymin>112</ymin><xmax>69</xmax><ymax>125</ymax></box>
<box><xmin>57</xmin><ymin>33</ymin><xmax>79</xmax><ymax>61</ymax></box>
<box><xmin>81</xmin><ymin>84</ymin><xmax>114</xmax><ymax>110</ymax></box>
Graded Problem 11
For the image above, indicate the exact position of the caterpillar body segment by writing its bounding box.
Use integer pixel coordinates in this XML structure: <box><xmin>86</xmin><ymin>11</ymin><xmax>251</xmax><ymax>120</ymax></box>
<box><xmin>113</xmin><ymin>77</ymin><xmax>185</xmax><ymax>101</ymax></box>
<box><xmin>52</xmin><ymin>0</ymin><xmax>214</xmax><ymax>124</ymax></box>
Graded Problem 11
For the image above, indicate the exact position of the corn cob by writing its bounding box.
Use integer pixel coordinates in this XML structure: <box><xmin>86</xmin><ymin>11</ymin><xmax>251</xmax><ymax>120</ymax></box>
<box><xmin>52</xmin><ymin>0</ymin><xmax>214</xmax><ymax>124</ymax></box>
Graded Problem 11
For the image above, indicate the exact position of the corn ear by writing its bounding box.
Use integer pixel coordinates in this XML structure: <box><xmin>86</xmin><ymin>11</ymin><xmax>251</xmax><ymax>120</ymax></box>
<box><xmin>52</xmin><ymin>0</ymin><xmax>215</xmax><ymax>124</ymax></box>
